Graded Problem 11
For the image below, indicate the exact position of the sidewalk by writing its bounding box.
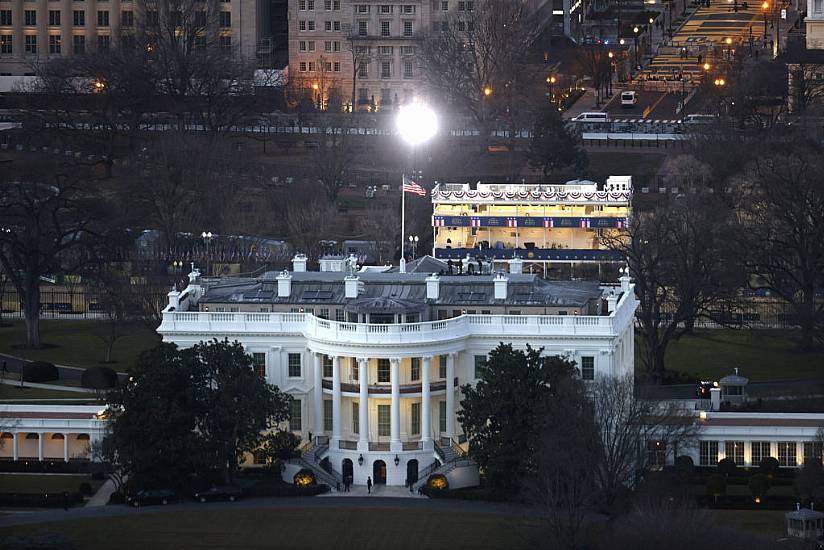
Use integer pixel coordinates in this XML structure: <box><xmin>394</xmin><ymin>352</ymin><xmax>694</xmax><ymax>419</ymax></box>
<box><xmin>86</xmin><ymin>477</ymin><xmax>118</xmax><ymax>507</ymax></box>
<box><xmin>563</xmin><ymin>88</ymin><xmax>619</xmax><ymax>119</ymax></box>
<box><xmin>318</xmin><ymin>484</ymin><xmax>425</xmax><ymax>499</ymax></box>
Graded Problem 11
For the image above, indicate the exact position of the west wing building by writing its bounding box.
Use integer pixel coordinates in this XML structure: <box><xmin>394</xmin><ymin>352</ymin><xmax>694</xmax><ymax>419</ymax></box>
<box><xmin>157</xmin><ymin>257</ymin><xmax>638</xmax><ymax>486</ymax></box>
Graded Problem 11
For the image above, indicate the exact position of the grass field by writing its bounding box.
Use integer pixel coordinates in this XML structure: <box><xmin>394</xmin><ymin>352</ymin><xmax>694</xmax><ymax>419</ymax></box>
<box><xmin>635</xmin><ymin>329</ymin><xmax>824</xmax><ymax>382</ymax></box>
<box><xmin>0</xmin><ymin>320</ymin><xmax>160</xmax><ymax>371</ymax></box>
<box><xmin>0</xmin><ymin>474</ymin><xmax>104</xmax><ymax>495</ymax></box>
<box><xmin>708</xmin><ymin>510</ymin><xmax>787</xmax><ymax>538</ymax></box>
<box><xmin>0</xmin><ymin>507</ymin><xmax>548</xmax><ymax>550</ymax></box>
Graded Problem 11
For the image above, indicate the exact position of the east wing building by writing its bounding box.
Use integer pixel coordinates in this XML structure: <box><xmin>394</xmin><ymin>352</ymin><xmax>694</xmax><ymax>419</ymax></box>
<box><xmin>157</xmin><ymin>257</ymin><xmax>638</xmax><ymax>486</ymax></box>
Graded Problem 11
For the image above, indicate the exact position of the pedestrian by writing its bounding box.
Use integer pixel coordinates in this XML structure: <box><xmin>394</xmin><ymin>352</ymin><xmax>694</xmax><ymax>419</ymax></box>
<box><xmin>1</xmin><ymin>360</ymin><xmax>7</xmax><ymax>381</ymax></box>
<box><xmin>366</xmin><ymin>476</ymin><xmax>372</xmax><ymax>494</ymax></box>
<box><xmin>308</xmin><ymin>431</ymin><xmax>313</xmax><ymax>443</ymax></box>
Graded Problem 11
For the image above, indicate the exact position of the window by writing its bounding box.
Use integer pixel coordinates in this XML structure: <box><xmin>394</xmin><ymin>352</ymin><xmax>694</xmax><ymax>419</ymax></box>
<box><xmin>308</xmin><ymin>40</ymin><xmax>315</xmax><ymax>51</ymax></box>
<box><xmin>474</xmin><ymin>355</ymin><xmax>485</xmax><ymax>378</ymax></box>
<box><xmin>439</xmin><ymin>401</ymin><xmax>447</xmax><ymax>433</ymax></box>
<box><xmin>219</xmin><ymin>11</ymin><xmax>231</xmax><ymax>27</ymax></box>
<box><xmin>299</xmin><ymin>0</ymin><xmax>307</xmax><ymax>9</ymax></box>
<box><xmin>49</xmin><ymin>11</ymin><xmax>61</xmax><ymax>26</ymax></box>
<box><xmin>403</xmin><ymin>20</ymin><xmax>413</xmax><ymax>37</ymax></box>
<box><xmin>647</xmin><ymin>440</ymin><xmax>666</xmax><ymax>467</ymax></box>
<box><xmin>73</xmin><ymin>10</ymin><xmax>85</xmax><ymax>26</ymax></box>
<box><xmin>299</xmin><ymin>40</ymin><xmax>307</xmax><ymax>52</ymax></box>
<box><xmin>333</xmin><ymin>61</ymin><xmax>340</xmax><ymax>71</ymax></box>
<box><xmin>335</xmin><ymin>309</ymin><xmax>345</xmax><ymax>322</ymax></box>
<box><xmin>358</xmin><ymin>20</ymin><xmax>367</xmax><ymax>36</ymax></box>
<box><xmin>410</xmin><ymin>358</ymin><xmax>420</xmax><ymax>381</ymax></box>
<box><xmin>0</xmin><ymin>11</ymin><xmax>12</xmax><ymax>26</ymax></box>
<box><xmin>378</xmin><ymin>359</ymin><xmax>390</xmax><ymax>383</ymax></box>
<box><xmin>778</xmin><ymin>441</ymin><xmax>797</xmax><ymax>467</ymax></box>
<box><xmin>25</xmin><ymin>11</ymin><xmax>37</xmax><ymax>26</ymax></box>
<box><xmin>379</xmin><ymin>45</ymin><xmax>393</xmax><ymax>55</ymax></box>
<box><xmin>288</xmin><ymin>353</ymin><xmax>302</xmax><ymax>377</ymax></box>
<box><xmin>308</xmin><ymin>61</ymin><xmax>315</xmax><ymax>71</ymax></box>
<box><xmin>289</xmin><ymin>399</ymin><xmax>302</xmax><ymax>431</ymax></box>
<box><xmin>219</xmin><ymin>35</ymin><xmax>232</xmax><ymax>50</ymax></box>
<box><xmin>751</xmin><ymin>441</ymin><xmax>771</xmax><ymax>465</ymax></box>
<box><xmin>308</xmin><ymin>20</ymin><xmax>315</xmax><ymax>30</ymax></box>
<box><xmin>352</xmin><ymin>402</ymin><xmax>359</xmax><ymax>433</ymax></box>
<box><xmin>308</xmin><ymin>0</ymin><xmax>315</xmax><ymax>8</ymax></box>
<box><xmin>0</xmin><ymin>35</ymin><xmax>12</xmax><ymax>55</ymax></box>
<box><xmin>380</xmin><ymin>5</ymin><xmax>393</xmax><ymax>14</ymax></box>
<box><xmin>440</xmin><ymin>20</ymin><xmax>449</xmax><ymax>31</ymax></box>
<box><xmin>324</xmin><ymin>400</ymin><xmax>333</xmax><ymax>431</ymax></box>
<box><xmin>97</xmin><ymin>35</ymin><xmax>110</xmax><ymax>51</ymax></box>
<box><xmin>402</xmin><ymin>5</ymin><xmax>416</xmax><ymax>14</ymax></box>
<box><xmin>411</xmin><ymin>402</ymin><xmax>420</xmax><ymax>435</ymax></box>
<box><xmin>441</xmin><ymin>0</ymin><xmax>449</xmax><ymax>10</ymax></box>
<box><xmin>72</xmin><ymin>35</ymin><xmax>85</xmax><ymax>54</ymax></box>
<box><xmin>358</xmin><ymin>87</ymin><xmax>368</xmax><ymax>102</ymax></box>
<box><xmin>725</xmin><ymin>441</ymin><xmax>744</xmax><ymax>466</ymax></box>
<box><xmin>403</xmin><ymin>60</ymin><xmax>413</xmax><ymax>78</ymax></box>
<box><xmin>356</xmin><ymin>4</ymin><xmax>370</xmax><ymax>13</ymax></box>
<box><xmin>252</xmin><ymin>352</ymin><xmax>266</xmax><ymax>379</ymax></box>
<box><xmin>121</xmin><ymin>11</ymin><xmax>134</xmax><ymax>27</ymax></box>
<box><xmin>699</xmin><ymin>440</ymin><xmax>718</xmax><ymax>466</ymax></box>
<box><xmin>25</xmin><ymin>35</ymin><xmax>37</xmax><ymax>55</ymax></box>
<box><xmin>358</xmin><ymin>62</ymin><xmax>368</xmax><ymax>78</ymax></box>
<box><xmin>334</xmin><ymin>21</ymin><xmax>340</xmax><ymax>30</ymax></box>
<box><xmin>378</xmin><ymin>405</ymin><xmax>390</xmax><ymax>436</ymax></box>
<box><xmin>49</xmin><ymin>35</ymin><xmax>61</xmax><ymax>54</ymax></box>
<box><xmin>381</xmin><ymin>61</ymin><xmax>390</xmax><ymax>78</ymax></box>
<box><xmin>581</xmin><ymin>356</ymin><xmax>595</xmax><ymax>381</ymax></box>
<box><xmin>97</xmin><ymin>10</ymin><xmax>109</xmax><ymax>27</ymax></box>
<box><xmin>299</xmin><ymin>20</ymin><xmax>306</xmax><ymax>31</ymax></box>
<box><xmin>804</xmin><ymin>442</ymin><xmax>823</xmax><ymax>465</ymax></box>
<box><xmin>299</xmin><ymin>61</ymin><xmax>307</xmax><ymax>72</ymax></box>
<box><xmin>352</xmin><ymin>358</ymin><xmax>359</xmax><ymax>381</ymax></box>
<box><xmin>381</xmin><ymin>21</ymin><xmax>390</xmax><ymax>37</ymax></box>
<box><xmin>324</xmin><ymin>40</ymin><xmax>331</xmax><ymax>52</ymax></box>
<box><xmin>323</xmin><ymin>355</ymin><xmax>333</xmax><ymax>378</ymax></box>
<box><xmin>439</xmin><ymin>356</ymin><xmax>447</xmax><ymax>379</ymax></box>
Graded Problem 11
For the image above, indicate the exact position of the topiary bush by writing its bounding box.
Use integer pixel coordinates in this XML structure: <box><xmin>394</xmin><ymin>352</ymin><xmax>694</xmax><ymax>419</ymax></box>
<box><xmin>426</xmin><ymin>473</ymin><xmax>449</xmax><ymax>491</ymax></box>
<box><xmin>759</xmin><ymin>456</ymin><xmax>780</xmax><ymax>478</ymax></box>
<box><xmin>706</xmin><ymin>473</ymin><xmax>727</xmax><ymax>504</ymax></box>
<box><xmin>674</xmin><ymin>455</ymin><xmax>694</xmax><ymax>477</ymax></box>
<box><xmin>81</xmin><ymin>366</ymin><xmax>118</xmax><ymax>389</ymax></box>
<box><xmin>22</xmin><ymin>361</ymin><xmax>59</xmax><ymax>383</ymax></box>
<box><xmin>749</xmin><ymin>473</ymin><xmax>771</xmax><ymax>502</ymax></box>
<box><xmin>293</xmin><ymin>468</ymin><xmax>316</xmax><ymax>487</ymax></box>
<box><xmin>717</xmin><ymin>457</ymin><xmax>738</xmax><ymax>477</ymax></box>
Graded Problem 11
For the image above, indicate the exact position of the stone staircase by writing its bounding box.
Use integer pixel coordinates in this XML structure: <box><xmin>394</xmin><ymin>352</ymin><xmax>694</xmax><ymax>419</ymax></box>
<box><xmin>288</xmin><ymin>438</ymin><xmax>343</xmax><ymax>490</ymax></box>
<box><xmin>412</xmin><ymin>439</ymin><xmax>475</xmax><ymax>492</ymax></box>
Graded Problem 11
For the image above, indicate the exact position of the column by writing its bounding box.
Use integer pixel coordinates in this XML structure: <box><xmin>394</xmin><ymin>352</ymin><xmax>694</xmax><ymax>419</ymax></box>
<box><xmin>313</xmin><ymin>353</ymin><xmax>323</xmax><ymax>439</ymax></box>
<box><xmin>421</xmin><ymin>356</ymin><xmax>432</xmax><ymax>450</ymax></box>
<box><xmin>358</xmin><ymin>358</ymin><xmax>369</xmax><ymax>451</ymax></box>
<box><xmin>446</xmin><ymin>353</ymin><xmax>456</xmax><ymax>441</ymax></box>
<box><xmin>331</xmin><ymin>356</ymin><xmax>341</xmax><ymax>447</ymax></box>
<box><xmin>12</xmin><ymin>432</ymin><xmax>18</xmax><ymax>461</ymax></box>
<box><xmin>63</xmin><ymin>433</ymin><xmax>69</xmax><ymax>462</ymax></box>
<box><xmin>390</xmin><ymin>358</ymin><xmax>401</xmax><ymax>452</ymax></box>
<box><xmin>37</xmin><ymin>433</ymin><xmax>44</xmax><ymax>462</ymax></box>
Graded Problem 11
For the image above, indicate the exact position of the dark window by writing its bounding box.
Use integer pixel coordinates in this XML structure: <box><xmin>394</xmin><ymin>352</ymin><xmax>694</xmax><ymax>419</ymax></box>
<box><xmin>473</xmin><ymin>355</ymin><xmax>485</xmax><ymax>378</ymax></box>
<box><xmin>72</xmin><ymin>35</ymin><xmax>85</xmax><ymax>54</ymax></box>
<box><xmin>288</xmin><ymin>353</ymin><xmax>302</xmax><ymax>377</ymax></box>
<box><xmin>410</xmin><ymin>402</ymin><xmax>420</xmax><ymax>435</ymax></box>
<box><xmin>0</xmin><ymin>35</ymin><xmax>12</xmax><ymax>55</ymax></box>
<box><xmin>581</xmin><ymin>356</ymin><xmax>595</xmax><ymax>380</ymax></box>
<box><xmin>121</xmin><ymin>11</ymin><xmax>134</xmax><ymax>27</ymax></box>
<box><xmin>49</xmin><ymin>11</ymin><xmax>61</xmax><ymax>26</ymax></box>
<box><xmin>377</xmin><ymin>359</ymin><xmax>390</xmax><ymax>383</ymax></box>
<box><xmin>49</xmin><ymin>35</ymin><xmax>61</xmax><ymax>54</ymax></box>
<box><xmin>726</xmin><ymin>441</ymin><xmax>744</xmax><ymax>465</ymax></box>
<box><xmin>25</xmin><ymin>11</ymin><xmax>37</xmax><ymax>26</ymax></box>
<box><xmin>410</xmin><ymin>358</ymin><xmax>420</xmax><ymax>381</ymax></box>
<box><xmin>323</xmin><ymin>400</ymin><xmax>333</xmax><ymax>431</ymax></box>
<box><xmin>323</xmin><ymin>355</ymin><xmax>333</xmax><ymax>378</ymax></box>
<box><xmin>73</xmin><ymin>11</ymin><xmax>85</xmax><ymax>26</ymax></box>
<box><xmin>219</xmin><ymin>11</ymin><xmax>231</xmax><ymax>27</ymax></box>
<box><xmin>378</xmin><ymin>405</ymin><xmax>390</xmax><ymax>436</ymax></box>
<box><xmin>252</xmin><ymin>352</ymin><xmax>266</xmax><ymax>379</ymax></box>
<box><xmin>0</xmin><ymin>11</ymin><xmax>12</xmax><ymax>26</ymax></box>
<box><xmin>97</xmin><ymin>10</ymin><xmax>109</xmax><ymax>27</ymax></box>
<box><xmin>647</xmin><ymin>440</ymin><xmax>666</xmax><ymax>467</ymax></box>
<box><xmin>97</xmin><ymin>35</ymin><xmax>110</xmax><ymax>51</ymax></box>
<box><xmin>438</xmin><ymin>355</ymin><xmax>447</xmax><ymax>379</ymax></box>
<box><xmin>289</xmin><ymin>399</ymin><xmax>302</xmax><ymax>431</ymax></box>
<box><xmin>24</xmin><ymin>35</ymin><xmax>37</xmax><ymax>54</ymax></box>
<box><xmin>439</xmin><ymin>401</ymin><xmax>447</xmax><ymax>432</ymax></box>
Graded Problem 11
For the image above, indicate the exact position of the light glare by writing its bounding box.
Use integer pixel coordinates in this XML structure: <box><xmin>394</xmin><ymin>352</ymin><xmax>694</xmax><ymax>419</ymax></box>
<box><xmin>396</xmin><ymin>102</ymin><xmax>438</xmax><ymax>146</ymax></box>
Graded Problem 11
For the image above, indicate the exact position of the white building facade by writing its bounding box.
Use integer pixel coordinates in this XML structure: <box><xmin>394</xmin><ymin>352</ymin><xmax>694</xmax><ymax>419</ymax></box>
<box><xmin>157</xmin><ymin>260</ymin><xmax>638</xmax><ymax>486</ymax></box>
<box><xmin>0</xmin><ymin>405</ymin><xmax>107</xmax><ymax>462</ymax></box>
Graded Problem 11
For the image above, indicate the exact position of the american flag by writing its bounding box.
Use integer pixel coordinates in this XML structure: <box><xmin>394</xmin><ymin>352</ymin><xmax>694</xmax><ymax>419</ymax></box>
<box><xmin>543</xmin><ymin>217</ymin><xmax>554</xmax><ymax>228</ymax></box>
<box><xmin>507</xmin><ymin>217</ymin><xmax>518</xmax><ymax>228</ymax></box>
<box><xmin>580</xmin><ymin>217</ymin><xmax>591</xmax><ymax>228</ymax></box>
<box><xmin>402</xmin><ymin>176</ymin><xmax>426</xmax><ymax>196</ymax></box>
<box><xmin>470</xmin><ymin>217</ymin><xmax>481</xmax><ymax>227</ymax></box>
<box><xmin>432</xmin><ymin>216</ymin><xmax>445</xmax><ymax>227</ymax></box>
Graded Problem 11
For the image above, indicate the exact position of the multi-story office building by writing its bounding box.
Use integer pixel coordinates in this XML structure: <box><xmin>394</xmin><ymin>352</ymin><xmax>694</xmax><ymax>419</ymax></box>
<box><xmin>431</xmin><ymin>176</ymin><xmax>631</xmax><ymax>274</ymax></box>
<box><xmin>0</xmin><ymin>0</ymin><xmax>267</xmax><ymax>76</ymax></box>
<box><xmin>156</xmin><ymin>257</ymin><xmax>638</xmax><ymax>485</ymax></box>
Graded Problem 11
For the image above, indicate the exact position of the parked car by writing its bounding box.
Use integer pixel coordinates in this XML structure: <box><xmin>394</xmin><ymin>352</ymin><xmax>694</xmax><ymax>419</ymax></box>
<box><xmin>621</xmin><ymin>91</ymin><xmax>638</xmax><ymax>107</ymax></box>
<box><xmin>128</xmin><ymin>489</ymin><xmax>178</xmax><ymax>507</ymax></box>
<box><xmin>194</xmin><ymin>485</ymin><xmax>243</xmax><ymax>503</ymax></box>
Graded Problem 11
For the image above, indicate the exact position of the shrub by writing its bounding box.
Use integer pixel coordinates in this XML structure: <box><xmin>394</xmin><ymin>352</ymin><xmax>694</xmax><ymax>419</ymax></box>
<box><xmin>22</xmin><ymin>361</ymin><xmax>59</xmax><ymax>383</ymax></box>
<box><xmin>293</xmin><ymin>468</ymin><xmax>316</xmax><ymax>487</ymax></box>
<box><xmin>748</xmin><ymin>473</ymin><xmax>771</xmax><ymax>501</ymax></box>
<box><xmin>107</xmin><ymin>491</ymin><xmax>126</xmax><ymax>505</ymax></box>
<box><xmin>674</xmin><ymin>455</ymin><xmax>694</xmax><ymax>477</ymax></box>
<box><xmin>426</xmin><ymin>473</ymin><xmax>449</xmax><ymax>491</ymax></box>
<box><xmin>717</xmin><ymin>458</ymin><xmax>738</xmax><ymax>477</ymax></box>
<box><xmin>81</xmin><ymin>367</ymin><xmax>118</xmax><ymax>389</ymax></box>
<box><xmin>793</xmin><ymin>460</ymin><xmax>824</xmax><ymax>503</ymax></box>
<box><xmin>759</xmin><ymin>457</ymin><xmax>780</xmax><ymax>478</ymax></box>
<box><xmin>246</xmin><ymin>482</ymin><xmax>329</xmax><ymax>497</ymax></box>
<box><xmin>78</xmin><ymin>482</ymin><xmax>93</xmax><ymax>496</ymax></box>
<box><xmin>706</xmin><ymin>474</ymin><xmax>727</xmax><ymax>504</ymax></box>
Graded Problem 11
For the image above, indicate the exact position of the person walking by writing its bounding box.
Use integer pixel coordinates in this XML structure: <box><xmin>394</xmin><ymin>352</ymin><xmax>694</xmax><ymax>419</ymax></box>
<box><xmin>366</xmin><ymin>476</ymin><xmax>372</xmax><ymax>494</ymax></box>
<box><xmin>1</xmin><ymin>360</ymin><xmax>7</xmax><ymax>382</ymax></box>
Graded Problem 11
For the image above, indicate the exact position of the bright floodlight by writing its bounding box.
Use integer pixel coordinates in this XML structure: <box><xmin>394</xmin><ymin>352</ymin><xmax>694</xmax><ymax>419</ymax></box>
<box><xmin>396</xmin><ymin>102</ymin><xmax>438</xmax><ymax>146</ymax></box>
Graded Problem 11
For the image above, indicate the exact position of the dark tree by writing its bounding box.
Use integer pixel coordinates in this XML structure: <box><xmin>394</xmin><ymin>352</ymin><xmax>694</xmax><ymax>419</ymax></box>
<box><xmin>458</xmin><ymin>344</ymin><xmax>577</xmax><ymax>495</ymax></box>
<box><xmin>527</xmin><ymin>106</ymin><xmax>588</xmax><ymax>178</ymax></box>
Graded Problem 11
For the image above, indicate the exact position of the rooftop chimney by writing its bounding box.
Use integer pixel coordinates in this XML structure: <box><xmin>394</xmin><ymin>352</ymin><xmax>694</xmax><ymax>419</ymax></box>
<box><xmin>426</xmin><ymin>273</ymin><xmax>440</xmax><ymax>300</ymax></box>
<box><xmin>710</xmin><ymin>387</ymin><xmax>721</xmax><ymax>411</ymax></box>
<box><xmin>494</xmin><ymin>273</ymin><xmax>508</xmax><ymax>301</ymax></box>
<box><xmin>345</xmin><ymin>275</ymin><xmax>359</xmax><ymax>299</ymax></box>
<box><xmin>607</xmin><ymin>290</ymin><xmax>619</xmax><ymax>313</ymax></box>
<box><xmin>292</xmin><ymin>253</ymin><xmax>308</xmax><ymax>273</ymax></box>
<box><xmin>620</xmin><ymin>266</ymin><xmax>631</xmax><ymax>293</ymax></box>
<box><xmin>167</xmin><ymin>289</ymin><xmax>180</xmax><ymax>311</ymax></box>
<box><xmin>508</xmin><ymin>257</ymin><xmax>523</xmax><ymax>274</ymax></box>
<box><xmin>277</xmin><ymin>270</ymin><xmax>292</xmax><ymax>298</ymax></box>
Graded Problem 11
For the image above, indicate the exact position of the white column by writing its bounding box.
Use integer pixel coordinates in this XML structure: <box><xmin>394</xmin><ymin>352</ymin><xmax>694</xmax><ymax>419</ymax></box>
<box><xmin>313</xmin><ymin>353</ymin><xmax>323</xmax><ymax>439</ymax></box>
<box><xmin>12</xmin><ymin>432</ymin><xmax>18</xmax><ymax>461</ymax></box>
<box><xmin>63</xmin><ymin>433</ymin><xmax>69</xmax><ymax>462</ymax></box>
<box><xmin>358</xmin><ymin>358</ymin><xmax>369</xmax><ymax>451</ymax></box>
<box><xmin>390</xmin><ymin>358</ymin><xmax>401</xmax><ymax>452</ymax></box>
<box><xmin>421</xmin><ymin>356</ymin><xmax>432</xmax><ymax>450</ymax></box>
<box><xmin>332</xmin><ymin>356</ymin><xmax>341</xmax><ymax>447</ymax></box>
<box><xmin>37</xmin><ymin>433</ymin><xmax>44</xmax><ymax>462</ymax></box>
<box><xmin>446</xmin><ymin>353</ymin><xmax>456</xmax><ymax>441</ymax></box>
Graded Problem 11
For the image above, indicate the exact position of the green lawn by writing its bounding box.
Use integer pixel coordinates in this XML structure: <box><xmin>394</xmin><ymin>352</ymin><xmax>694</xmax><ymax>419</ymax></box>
<box><xmin>709</xmin><ymin>509</ymin><xmax>787</xmax><ymax>538</ymax></box>
<box><xmin>635</xmin><ymin>329</ymin><xmax>824</xmax><ymax>382</ymax></box>
<box><xmin>0</xmin><ymin>474</ymin><xmax>104</xmax><ymax>495</ymax></box>
<box><xmin>0</xmin><ymin>320</ymin><xmax>160</xmax><ymax>371</ymax></box>
<box><xmin>0</xmin><ymin>507</ymin><xmax>548</xmax><ymax>550</ymax></box>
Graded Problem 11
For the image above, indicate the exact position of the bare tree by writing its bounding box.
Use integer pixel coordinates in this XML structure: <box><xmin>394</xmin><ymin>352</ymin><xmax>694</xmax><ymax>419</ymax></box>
<box><xmin>575</xmin><ymin>45</ymin><xmax>613</xmax><ymax>106</ymax></box>
<box><xmin>311</xmin><ymin>120</ymin><xmax>357</xmax><ymax>201</ymax></box>
<box><xmin>358</xmin><ymin>203</ymin><xmax>400</xmax><ymax>264</ymax></box>
<box><xmin>89</xmin><ymin>265</ymin><xmax>135</xmax><ymax>364</ymax></box>
<box><xmin>283</xmin><ymin>185</ymin><xmax>335</xmax><ymax>265</ymax></box>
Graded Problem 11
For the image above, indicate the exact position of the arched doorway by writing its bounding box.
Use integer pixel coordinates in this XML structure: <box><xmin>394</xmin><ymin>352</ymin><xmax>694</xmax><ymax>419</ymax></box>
<box><xmin>342</xmin><ymin>458</ymin><xmax>353</xmax><ymax>482</ymax></box>
<box><xmin>373</xmin><ymin>460</ymin><xmax>387</xmax><ymax>484</ymax></box>
<box><xmin>406</xmin><ymin>459</ymin><xmax>419</xmax><ymax>485</ymax></box>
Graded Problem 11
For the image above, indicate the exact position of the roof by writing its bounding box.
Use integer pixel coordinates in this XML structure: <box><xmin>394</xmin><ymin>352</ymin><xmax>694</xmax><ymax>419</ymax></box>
<box><xmin>786</xmin><ymin>508</ymin><xmax>824</xmax><ymax>520</ymax></box>
<box><xmin>198</xmin><ymin>270</ymin><xmax>603</xmax><ymax>309</ymax></box>
<box><xmin>344</xmin><ymin>297</ymin><xmax>427</xmax><ymax>315</ymax></box>
<box><xmin>720</xmin><ymin>374</ymin><xmax>749</xmax><ymax>386</ymax></box>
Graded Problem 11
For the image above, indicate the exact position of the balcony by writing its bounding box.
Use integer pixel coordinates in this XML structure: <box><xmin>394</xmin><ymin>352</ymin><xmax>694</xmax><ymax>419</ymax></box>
<box><xmin>322</xmin><ymin>379</ymin><xmax>452</xmax><ymax>394</ymax></box>
<box><xmin>434</xmin><ymin>247</ymin><xmax>622</xmax><ymax>262</ymax></box>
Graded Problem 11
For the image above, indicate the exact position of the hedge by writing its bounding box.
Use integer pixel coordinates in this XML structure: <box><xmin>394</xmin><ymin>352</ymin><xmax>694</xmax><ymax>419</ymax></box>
<box><xmin>0</xmin><ymin>460</ymin><xmax>108</xmax><ymax>474</ymax></box>
<box><xmin>245</xmin><ymin>483</ymin><xmax>330</xmax><ymax>497</ymax></box>
<box><xmin>22</xmin><ymin>361</ymin><xmax>59</xmax><ymax>383</ymax></box>
<box><xmin>81</xmin><ymin>366</ymin><xmax>119</xmax><ymax>389</ymax></box>
<box><xmin>0</xmin><ymin>492</ymin><xmax>83</xmax><ymax>508</ymax></box>
<box><xmin>422</xmin><ymin>486</ymin><xmax>507</xmax><ymax>502</ymax></box>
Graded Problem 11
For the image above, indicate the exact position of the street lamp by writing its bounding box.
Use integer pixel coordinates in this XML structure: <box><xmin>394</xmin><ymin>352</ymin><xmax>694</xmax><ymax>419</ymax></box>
<box><xmin>201</xmin><ymin>231</ymin><xmax>213</xmax><ymax>276</ymax></box>
<box><xmin>483</xmin><ymin>86</ymin><xmax>492</xmax><ymax>97</ymax></box>
<box><xmin>633</xmin><ymin>26</ymin><xmax>640</xmax><ymax>69</ymax></box>
<box><xmin>396</xmin><ymin>102</ymin><xmax>438</xmax><ymax>272</ymax></box>
<box><xmin>703</xmin><ymin>62</ymin><xmax>711</xmax><ymax>71</ymax></box>
<box><xmin>762</xmin><ymin>1</ymin><xmax>769</xmax><ymax>38</ymax></box>
<box><xmin>408</xmin><ymin>235</ymin><xmax>419</xmax><ymax>260</ymax></box>
<box><xmin>714</xmin><ymin>78</ymin><xmax>726</xmax><ymax>86</ymax></box>
<box><xmin>546</xmin><ymin>75</ymin><xmax>556</xmax><ymax>104</ymax></box>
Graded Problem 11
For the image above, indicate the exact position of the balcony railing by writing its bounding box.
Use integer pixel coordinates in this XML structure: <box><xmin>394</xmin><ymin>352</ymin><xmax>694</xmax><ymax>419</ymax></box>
<box><xmin>321</xmin><ymin>379</ymin><xmax>449</xmax><ymax>394</ymax></box>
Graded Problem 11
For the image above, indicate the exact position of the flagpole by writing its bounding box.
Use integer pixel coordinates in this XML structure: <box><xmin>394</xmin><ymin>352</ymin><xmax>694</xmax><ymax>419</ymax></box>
<box><xmin>400</xmin><ymin>173</ymin><xmax>406</xmax><ymax>273</ymax></box>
